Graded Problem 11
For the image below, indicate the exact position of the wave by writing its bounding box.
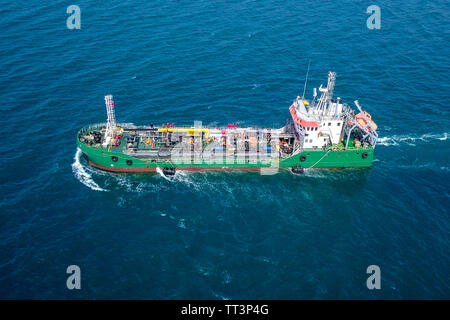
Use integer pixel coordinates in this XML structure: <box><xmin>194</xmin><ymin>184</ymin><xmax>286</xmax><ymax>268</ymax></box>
<box><xmin>395</xmin><ymin>163</ymin><xmax>449</xmax><ymax>172</ymax></box>
<box><xmin>72</xmin><ymin>148</ymin><xmax>107</xmax><ymax>192</ymax></box>
<box><xmin>377</xmin><ymin>132</ymin><xmax>448</xmax><ymax>146</ymax></box>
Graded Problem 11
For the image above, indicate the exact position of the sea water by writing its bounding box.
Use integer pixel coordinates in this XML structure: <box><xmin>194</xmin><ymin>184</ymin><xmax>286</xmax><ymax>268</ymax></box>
<box><xmin>0</xmin><ymin>1</ymin><xmax>448</xmax><ymax>299</ymax></box>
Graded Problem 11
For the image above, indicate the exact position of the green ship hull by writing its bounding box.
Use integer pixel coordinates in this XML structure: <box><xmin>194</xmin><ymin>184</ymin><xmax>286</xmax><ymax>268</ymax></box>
<box><xmin>77</xmin><ymin>127</ymin><xmax>374</xmax><ymax>173</ymax></box>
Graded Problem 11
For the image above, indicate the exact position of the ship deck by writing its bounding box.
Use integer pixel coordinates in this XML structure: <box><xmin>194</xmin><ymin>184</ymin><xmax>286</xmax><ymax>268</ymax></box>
<box><xmin>78</xmin><ymin>124</ymin><xmax>299</xmax><ymax>162</ymax></box>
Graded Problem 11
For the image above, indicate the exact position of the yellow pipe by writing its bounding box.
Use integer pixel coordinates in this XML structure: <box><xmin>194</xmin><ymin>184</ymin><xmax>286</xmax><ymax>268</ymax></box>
<box><xmin>157</xmin><ymin>128</ymin><xmax>210</xmax><ymax>137</ymax></box>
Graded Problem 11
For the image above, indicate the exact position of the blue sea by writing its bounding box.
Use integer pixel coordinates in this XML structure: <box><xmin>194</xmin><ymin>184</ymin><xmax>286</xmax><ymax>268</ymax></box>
<box><xmin>0</xmin><ymin>1</ymin><xmax>448</xmax><ymax>299</ymax></box>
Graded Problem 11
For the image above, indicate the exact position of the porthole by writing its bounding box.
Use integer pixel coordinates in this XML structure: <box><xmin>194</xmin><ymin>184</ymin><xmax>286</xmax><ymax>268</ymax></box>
<box><xmin>111</xmin><ymin>156</ymin><xmax>118</xmax><ymax>162</ymax></box>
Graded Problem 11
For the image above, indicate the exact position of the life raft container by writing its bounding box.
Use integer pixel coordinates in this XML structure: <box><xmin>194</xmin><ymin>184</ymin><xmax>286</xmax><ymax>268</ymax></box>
<box><xmin>355</xmin><ymin>111</ymin><xmax>378</xmax><ymax>132</ymax></box>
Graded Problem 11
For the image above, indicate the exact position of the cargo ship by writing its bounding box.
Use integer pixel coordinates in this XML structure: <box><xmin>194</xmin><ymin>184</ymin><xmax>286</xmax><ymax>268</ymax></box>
<box><xmin>77</xmin><ymin>71</ymin><xmax>378</xmax><ymax>175</ymax></box>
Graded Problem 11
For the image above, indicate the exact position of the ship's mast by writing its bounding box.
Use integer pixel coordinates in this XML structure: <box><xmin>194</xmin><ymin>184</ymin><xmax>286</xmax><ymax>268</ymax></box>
<box><xmin>326</xmin><ymin>71</ymin><xmax>336</xmax><ymax>101</ymax></box>
<box><xmin>316</xmin><ymin>71</ymin><xmax>336</xmax><ymax>113</ymax></box>
<box><xmin>104</xmin><ymin>94</ymin><xmax>116</xmax><ymax>145</ymax></box>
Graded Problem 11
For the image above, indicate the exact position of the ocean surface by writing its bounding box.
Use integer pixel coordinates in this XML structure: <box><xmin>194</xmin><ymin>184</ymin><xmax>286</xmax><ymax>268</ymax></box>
<box><xmin>0</xmin><ymin>1</ymin><xmax>449</xmax><ymax>299</ymax></box>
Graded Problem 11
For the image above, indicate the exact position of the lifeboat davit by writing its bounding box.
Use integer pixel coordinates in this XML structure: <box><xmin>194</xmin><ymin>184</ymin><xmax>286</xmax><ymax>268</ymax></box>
<box><xmin>355</xmin><ymin>111</ymin><xmax>378</xmax><ymax>132</ymax></box>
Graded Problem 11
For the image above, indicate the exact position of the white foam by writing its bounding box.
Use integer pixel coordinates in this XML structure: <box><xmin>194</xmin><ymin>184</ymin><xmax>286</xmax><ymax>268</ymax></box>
<box><xmin>377</xmin><ymin>132</ymin><xmax>448</xmax><ymax>146</ymax></box>
<box><xmin>377</xmin><ymin>137</ymin><xmax>398</xmax><ymax>146</ymax></box>
<box><xmin>72</xmin><ymin>148</ymin><xmax>107</xmax><ymax>192</ymax></box>
<box><xmin>156</xmin><ymin>167</ymin><xmax>171</xmax><ymax>181</ymax></box>
<box><xmin>396</xmin><ymin>163</ymin><xmax>449</xmax><ymax>172</ymax></box>
<box><xmin>171</xmin><ymin>170</ymin><xmax>200</xmax><ymax>188</ymax></box>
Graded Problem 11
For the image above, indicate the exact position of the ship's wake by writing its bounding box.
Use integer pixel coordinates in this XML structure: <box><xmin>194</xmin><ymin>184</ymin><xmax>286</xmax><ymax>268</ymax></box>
<box><xmin>72</xmin><ymin>148</ymin><xmax>107</xmax><ymax>192</ymax></box>
<box><xmin>377</xmin><ymin>132</ymin><xmax>448</xmax><ymax>146</ymax></box>
<box><xmin>72</xmin><ymin>149</ymin><xmax>376</xmax><ymax>194</ymax></box>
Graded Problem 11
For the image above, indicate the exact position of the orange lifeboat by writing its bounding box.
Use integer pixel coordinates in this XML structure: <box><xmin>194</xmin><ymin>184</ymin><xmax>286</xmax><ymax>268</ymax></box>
<box><xmin>355</xmin><ymin>111</ymin><xmax>377</xmax><ymax>132</ymax></box>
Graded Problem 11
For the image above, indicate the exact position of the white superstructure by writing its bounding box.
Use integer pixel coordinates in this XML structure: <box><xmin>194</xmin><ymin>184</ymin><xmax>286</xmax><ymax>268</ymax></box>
<box><xmin>289</xmin><ymin>71</ymin><xmax>364</xmax><ymax>150</ymax></box>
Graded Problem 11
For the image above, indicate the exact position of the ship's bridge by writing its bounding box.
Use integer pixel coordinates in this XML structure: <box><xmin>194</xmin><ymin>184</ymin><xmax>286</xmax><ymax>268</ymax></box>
<box><xmin>288</xmin><ymin>71</ymin><xmax>355</xmax><ymax>147</ymax></box>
